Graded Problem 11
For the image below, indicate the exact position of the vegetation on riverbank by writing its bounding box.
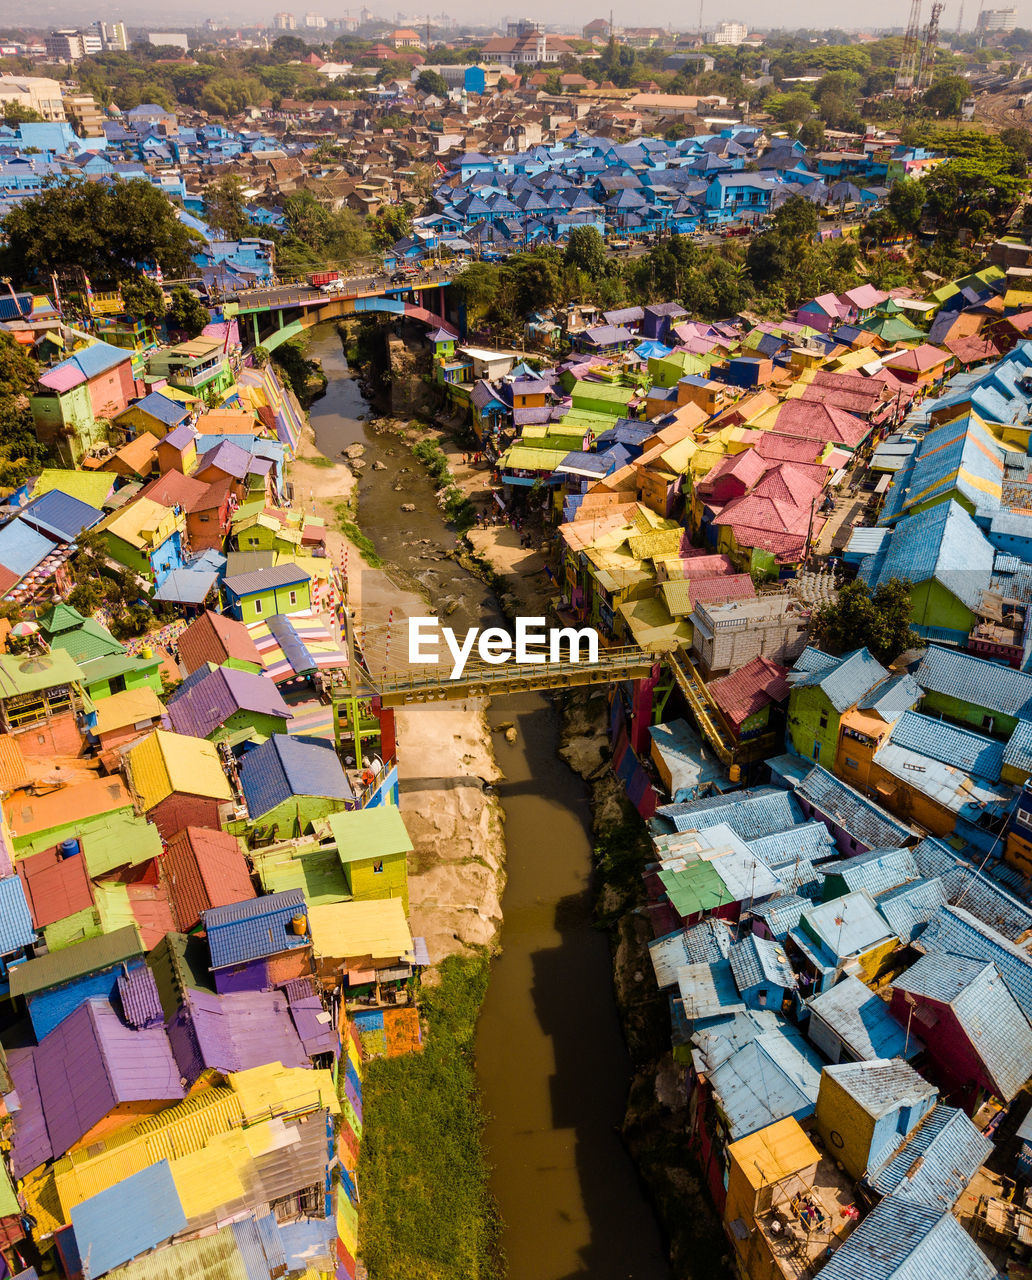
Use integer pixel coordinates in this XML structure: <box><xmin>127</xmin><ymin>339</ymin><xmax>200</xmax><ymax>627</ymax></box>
<box><xmin>333</xmin><ymin>502</ymin><xmax>384</xmax><ymax>568</ymax></box>
<box><xmin>411</xmin><ymin>439</ymin><xmax>477</xmax><ymax>532</ymax></box>
<box><xmin>357</xmin><ymin>953</ymin><xmax>504</xmax><ymax>1280</ymax></box>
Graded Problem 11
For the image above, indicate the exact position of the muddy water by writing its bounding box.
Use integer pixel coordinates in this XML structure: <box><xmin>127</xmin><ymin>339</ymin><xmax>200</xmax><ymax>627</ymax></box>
<box><xmin>307</xmin><ymin>325</ymin><xmax>670</xmax><ymax>1280</ymax></box>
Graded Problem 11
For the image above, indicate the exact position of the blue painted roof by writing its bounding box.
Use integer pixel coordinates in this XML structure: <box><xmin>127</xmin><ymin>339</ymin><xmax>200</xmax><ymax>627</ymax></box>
<box><xmin>869</xmin><ymin>1105</ymin><xmax>992</xmax><ymax>1210</ymax></box>
<box><xmin>795</xmin><ymin>765</ymin><xmax>915</xmax><ymax>851</ymax></box>
<box><xmin>232</xmin><ymin>1212</ymin><xmax>289</xmax><ymax>1280</ymax></box>
<box><xmin>0</xmin><ymin>875</ymin><xmax>34</xmax><ymax>957</ymax></box>
<box><xmin>70</xmin><ymin>1159</ymin><xmax>187</xmax><ymax>1277</ymax></box>
<box><xmin>888</xmin><ymin>711</ymin><xmax>1005</xmax><ymax>781</ymax></box>
<box><xmin>881</xmin><ymin>414</ymin><xmax>1004</xmax><ymax>525</ymax></box>
<box><xmin>238</xmin><ymin>735</ymin><xmax>353</xmax><ymax>821</ymax></box>
<box><xmin>807</xmin><ymin>974</ymin><xmax>914</xmax><ymax>1061</ymax></box>
<box><xmin>792</xmin><ymin>647</ymin><xmax>889</xmax><ymax>713</ymax></box>
<box><xmin>894</xmin><ymin>951</ymin><xmax>1032</xmax><ymax>1099</ymax></box>
<box><xmin>816</xmin><ymin>1195</ymin><xmax>997</xmax><ymax>1280</ymax></box>
<box><xmin>1004</xmin><ymin>719</ymin><xmax>1032</xmax><ymax>776</ymax></box>
<box><xmin>857</xmin><ymin>673</ymin><xmax>923</xmax><ymax>722</ymax></box>
<box><xmin>919</xmin><ymin>903</ymin><xmax>1032</xmax><ymax>1018</ymax></box>
<box><xmin>21</xmin><ymin>490</ymin><xmax>104</xmax><ymax>542</ymax></box>
<box><xmin>913</xmin><ymin>840</ymin><xmax>1032</xmax><ymax>943</ymax></box>
<box><xmin>126</xmin><ymin>391</ymin><xmax>189</xmax><ymax>428</ymax></box>
<box><xmin>203</xmin><ymin>887</ymin><xmax>309</xmax><ymax>969</ymax></box>
<box><xmin>0</xmin><ymin>519</ymin><xmax>54</xmax><ymax>577</ymax></box>
<box><xmin>44</xmin><ymin>340</ymin><xmax>128</xmax><ymax>387</ymax></box>
<box><xmin>822</xmin><ymin>846</ymin><xmax>919</xmax><ymax>898</ymax></box>
<box><xmin>915</xmin><ymin>644</ymin><xmax>1032</xmax><ymax>720</ymax></box>
<box><xmin>864</xmin><ymin>501</ymin><xmax>995</xmax><ymax>612</ymax></box>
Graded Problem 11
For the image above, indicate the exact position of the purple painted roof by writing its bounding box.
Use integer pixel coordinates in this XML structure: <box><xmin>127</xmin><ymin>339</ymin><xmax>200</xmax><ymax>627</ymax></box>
<box><xmin>162</xmin><ymin>423</ymin><xmax>197</xmax><ymax>451</ymax></box>
<box><xmin>7</xmin><ymin>1046</ymin><xmax>53</xmax><ymax>1178</ymax></box>
<box><xmin>35</xmin><ymin>999</ymin><xmax>184</xmax><ymax>1158</ymax></box>
<box><xmin>117</xmin><ymin>967</ymin><xmax>164</xmax><ymax>1029</ymax></box>
<box><xmin>166</xmin><ymin>987</ymin><xmax>309</xmax><ymax>1083</ymax></box>
<box><xmin>199</xmin><ymin>440</ymin><xmax>251</xmax><ymax>480</ymax></box>
<box><xmin>167</xmin><ymin>664</ymin><xmax>292</xmax><ymax>739</ymax></box>
<box><xmin>512</xmin><ymin>405</ymin><xmax>553</xmax><ymax>426</ymax></box>
<box><xmin>286</xmin><ymin>993</ymin><xmax>338</xmax><ymax>1058</ymax></box>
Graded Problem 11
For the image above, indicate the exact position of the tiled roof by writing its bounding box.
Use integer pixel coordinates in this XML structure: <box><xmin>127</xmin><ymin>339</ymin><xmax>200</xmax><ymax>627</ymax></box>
<box><xmin>117</xmin><ymin>966</ymin><xmax>165</xmax><ymax>1029</ymax></box>
<box><xmin>728</xmin><ymin>933</ymin><xmax>796</xmax><ymax>993</ymax></box>
<box><xmin>238</xmin><ymin>735</ymin><xmax>353</xmax><ymax>821</ymax></box>
<box><xmin>856</xmin><ymin>673</ymin><xmax>922</xmax><ymax>723</ymax></box>
<box><xmin>657</xmin><ymin>786</ymin><xmax>802</xmax><ymax>841</ymax></box>
<box><xmin>648</xmin><ymin>920</ymin><xmax>733</xmax><ymax>987</ymax></box>
<box><xmin>914</xmin><ymin>644</ymin><xmax>1032</xmax><ymax>720</ymax></box>
<box><xmin>821</xmin><ymin>846</ymin><xmax>919</xmax><ymax>898</ymax></box>
<box><xmin>707</xmin><ymin>654</ymin><xmax>790</xmax><ymax>728</ymax></box>
<box><xmin>888</xmin><ymin>711</ymin><xmax>1004</xmax><ymax>780</ymax></box>
<box><xmin>869</xmin><ymin>1105</ymin><xmax>992</xmax><ymax>1210</ymax></box>
<box><xmin>203</xmin><ymin>888</ymin><xmax>310</xmax><ymax>969</ymax></box>
<box><xmin>748</xmin><ymin>821</ymin><xmax>836</xmax><ymax>870</ymax></box>
<box><xmin>37</xmin><ymin>341</ymin><xmax>128</xmax><ymax>391</ymax></box>
<box><xmin>791</xmin><ymin>646</ymin><xmax>889</xmax><ymax>713</ymax></box>
<box><xmin>918</xmin><ymin>903</ymin><xmax>1032</xmax><ymax>1018</ymax></box>
<box><xmin>178</xmin><ymin>609</ymin><xmax>264</xmax><ymax>674</ymax></box>
<box><xmin>861</xmin><ymin>501</ymin><xmax>994</xmax><ymax>612</ymax></box>
<box><xmin>876</xmin><ymin>876</ymin><xmax>948</xmax><ymax>944</ymax></box>
<box><xmin>795</xmin><ymin>764</ymin><xmax>914</xmax><ymax>850</ymax></box>
<box><xmin>816</xmin><ymin>1196</ymin><xmax>997</xmax><ymax>1280</ymax></box>
<box><xmin>813</xmin><ymin>975</ymin><xmax>914</xmax><ymax>1064</ymax></box>
<box><xmin>821</xmin><ymin>1057</ymin><xmax>936</xmax><ymax>1120</ymax></box>
<box><xmin>749</xmin><ymin>893</ymin><xmax>809</xmax><ymax>941</ymax></box>
<box><xmin>894</xmin><ymin>952</ymin><xmax>1032</xmax><ymax>1099</ymax></box>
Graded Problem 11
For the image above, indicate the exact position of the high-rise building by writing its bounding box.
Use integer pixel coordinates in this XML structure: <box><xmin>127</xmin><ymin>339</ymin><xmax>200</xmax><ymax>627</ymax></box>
<box><xmin>273</xmin><ymin>12</ymin><xmax>297</xmax><ymax>28</ymax></box>
<box><xmin>44</xmin><ymin>30</ymin><xmax>85</xmax><ymax>61</ymax></box>
<box><xmin>93</xmin><ymin>21</ymin><xmax>129</xmax><ymax>51</ymax></box>
<box><xmin>304</xmin><ymin>12</ymin><xmax>327</xmax><ymax>26</ymax></box>
<box><xmin>976</xmin><ymin>7</ymin><xmax>1017</xmax><ymax>32</ymax></box>
<box><xmin>710</xmin><ymin>20</ymin><xmax>747</xmax><ymax>45</ymax></box>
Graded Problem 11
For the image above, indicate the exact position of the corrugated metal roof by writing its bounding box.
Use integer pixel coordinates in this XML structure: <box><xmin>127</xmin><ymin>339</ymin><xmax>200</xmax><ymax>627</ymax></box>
<box><xmin>801</xmin><ymin>891</ymin><xmax>898</xmax><ymax>961</ymax></box>
<box><xmin>22</xmin><ymin>490</ymin><xmax>104</xmax><ymax>542</ymax></box>
<box><xmin>168</xmin><ymin>988</ymin><xmax>308</xmax><ymax>1082</ymax></box>
<box><xmin>328</xmin><ymin>804</ymin><xmax>414</xmax><ymax>865</ymax></box>
<box><xmin>676</xmin><ymin>959</ymin><xmax>745</xmax><ymax>1022</ymax></box>
<box><xmin>9</xmin><ymin>923</ymin><xmax>143</xmax><ymax>998</ymax></box>
<box><xmin>203</xmin><ymin>887</ymin><xmax>309</xmax><ymax>970</ymax></box>
<box><xmin>657</xmin><ymin>786</ymin><xmax>802</xmax><ymax>842</ymax></box>
<box><xmin>71</xmin><ymin>1160</ymin><xmax>187</xmax><ymax>1279</ymax></box>
<box><xmin>167</xmin><ymin>665</ymin><xmax>291</xmax><ymax>740</ymax></box>
<box><xmin>95</xmin><ymin>1224</ymin><xmax>249</xmax><ymax>1280</ymax></box>
<box><xmin>889</xmin><ymin>711</ymin><xmax>1005</xmax><ymax>781</ymax></box>
<box><xmin>8</xmin><ymin>1045</ymin><xmax>54</xmax><ymax>1177</ymax></box>
<box><xmin>164</xmin><ymin>826</ymin><xmax>255</xmax><ymax>933</ymax></box>
<box><xmin>856</xmin><ymin>673</ymin><xmax>923</xmax><ymax>722</ymax></box>
<box><xmin>117</xmin><ymin>967</ymin><xmax>164</xmax><ymax>1029</ymax></box>
<box><xmin>222</xmin><ymin>563</ymin><xmax>310</xmax><ymax>598</ymax></box>
<box><xmin>178</xmin><ymin>610</ymin><xmax>264</xmax><ymax>675</ymax></box>
<box><xmin>648</xmin><ymin>922</ymin><xmax>733</xmax><ymax>989</ymax></box>
<box><xmin>915</xmin><ymin>644</ymin><xmax>1032</xmax><ymax>721</ymax></box>
<box><xmin>231</xmin><ymin>1213</ymin><xmax>288</xmax><ymax>1280</ymax></box>
<box><xmin>870</xmin><ymin>1105</ymin><xmax>993</xmax><ymax>1210</ymax></box>
<box><xmin>895</xmin><ymin>952</ymin><xmax>1032</xmax><ymax>1100</ymax></box>
<box><xmin>816</xmin><ymin>1194</ymin><xmax>997</xmax><ymax>1280</ymax></box>
<box><xmin>238</xmin><ymin>735</ymin><xmax>353</xmax><ymax>821</ymax></box>
<box><xmin>821</xmin><ymin>1058</ymin><xmax>937</xmax><ymax>1120</ymax></box>
<box><xmin>728</xmin><ymin>934</ymin><xmax>797</xmax><ymax>994</ymax></box>
<box><xmin>0</xmin><ymin>872</ymin><xmax>35</xmax><ymax>955</ymax></box>
<box><xmin>807</xmin><ymin>975</ymin><xmax>913</xmax><ymax>1061</ymax></box>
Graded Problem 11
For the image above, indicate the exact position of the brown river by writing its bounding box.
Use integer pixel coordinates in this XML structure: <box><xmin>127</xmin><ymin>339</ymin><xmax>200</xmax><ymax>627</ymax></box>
<box><xmin>307</xmin><ymin>326</ymin><xmax>671</xmax><ymax>1280</ymax></box>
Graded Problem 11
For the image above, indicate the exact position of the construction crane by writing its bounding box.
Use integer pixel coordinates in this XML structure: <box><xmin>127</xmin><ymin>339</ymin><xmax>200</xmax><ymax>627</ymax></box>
<box><xmin>918</xmin><ymin>1</ymin><xmax>945</xmax><ymax>93</ymax></box>
<box><xmin>896</xmin><ymin>0</ymin><xmax>924</xmax><ymax>92</ymax></box>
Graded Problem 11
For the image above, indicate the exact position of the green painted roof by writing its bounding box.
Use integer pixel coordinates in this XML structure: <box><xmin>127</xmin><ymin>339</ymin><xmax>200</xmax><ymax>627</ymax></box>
<box><xmin>78</xmin><ymin>651</ymin><xmax>162</xmax><ymax>688</ymax></box>
<box><xmin>501</xmin><ymin>446</ymin><xmax>564</xmax><ymax>472</ymax></box>
<box><xmin>860</xmin><ymin>314</ymin><xmax>926</xmax><ymax>342</ymax></box>
<box><xmin>657</xmin><ymin>860</ymin><xmax>734</xmax><ymax>919</ymax></box>
<box><xmin>48</xmin><ymin>616</ymin><xmax>124</xmax><ymax>665</ymax></box>
<box><xmin>252</xmin><ymin>843</ymin><xmax>350</xmax><ymax>905</ymax></box>
<box><xmin>329</xmin><ymin>805</ymin><xmax>414</xmax><ymax>865</ymax></box>
<box><xmin>0</xmin><ymin>649</ymin><xmax>84</xmax><ymax>697</ymax></box>
<box><xmin>571</xmin><ymin>379</ymin><xmax>637</xmax><ymax>406</ymax></box>
<box><xmin>32</xmin><ymin>469</ymin><xmax>113</xmax><ymax>509</ymax></box>
<box><xmin>80</xmin><ymin>811</ymin><xmax>163</xmax><ymax>878</ymax></box>
<box><xmin>0</xmin><ymin>1158</ymin><xmax>19</xmax><ymax>1218</ymax></box>
<box><xmin>94</xmin><ymin>880</ymin><xmax>135</xmax><ymax>933</ymax></box>
<box><xmin>147</xmin><ymin>932</ymin><xmax>215</xmax><ymax>1020</ymax></box>
<box><xmin>9</xmin><ymin>923</ymin><xmax>143</xmax><ymax>997</ymax></box>
<box><xmin>43</xmin><ymin>907</ymin><xmax>102</xmax><ymax>952</ymax></box>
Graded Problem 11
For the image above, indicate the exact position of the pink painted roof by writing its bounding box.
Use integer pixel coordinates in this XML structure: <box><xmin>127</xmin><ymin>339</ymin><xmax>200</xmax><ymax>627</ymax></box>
<box><xmin>883</xmin><ymin>343</ymin><xmax>951</xmax><ymax>372</ymax></box>
<box><xmin>843</xmin><ymin>283</ymin><xmax>888</xmax><ymax>310</ymax></box>
<box><xmin>770</xmin><ymin>400</ymin><xmax>870</xmax><ymax>448</ymax></box>
<box><xmin>38</xmin><ymin>364</ymin><xmax>85</xmax><ymax>392</ymax></box>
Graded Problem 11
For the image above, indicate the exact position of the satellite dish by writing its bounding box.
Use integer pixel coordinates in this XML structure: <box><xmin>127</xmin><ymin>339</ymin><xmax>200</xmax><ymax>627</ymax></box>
<box><xmin>18</xmin><ymin>656</ymin><xmax>52</xmax><ymax>673</ymax></box>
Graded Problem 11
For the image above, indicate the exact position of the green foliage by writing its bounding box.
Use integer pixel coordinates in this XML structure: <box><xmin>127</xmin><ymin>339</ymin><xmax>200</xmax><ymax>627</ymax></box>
<box><xmin>368</xmin><ymin>204</ymin><xmax>413</xmax><ymax>250</ymax></box>
<box><xmin>165</xmin><ymin>285</ymin><xmax>210</xmax><ymax>338</ymax></box>
<box><xmin>564</xmin><ymin>225</ymin><xmax>606</xmax><ymax>277</ymax></box>
<box><xmin>68</xmin><ymin>582</ymin><xmax>102</xmax><ymax>615</ymax></box>
<box><xmin>202</xmin><ymin>175</ymin><xmax>252</xmax><ymax>242</ymax></box>
<box><xmin>334</xmin><ymin>510</ymin><xmax>384</xmax><ymax>567</ymax></box>
<box><xmin>272</xmin><ymin>337</ymin><xmax>320</xmax><ymax>405</ymax></box>
<box><xmin>411</xmin><ymin>440</ymin><xmax>475</xmax><ymax>530</ymax></box>
<box><xmin>0</xmin><ymin>335</ymin><xmax>49</xmax><ymax>490</ymax></box>
<box><xmin>357</xmin><ymin>954</ymin><xmax>502</xmax><ymax>1280</ymax></box>
<box><xmin>1</xmin><ymin>177</ymin><xmax>195</xmax><ymax>285</ymax></box>
<box><xmin>415</xmin><ymin>69</ymin><xmax>449</xmax><ymax>97</ymax></box>
<box><xmin>197</xmin><ymin>74</ymin><xmax>266</xmax><ymax>116</ymax></box>
<box><xmin>811</xmin><ymin>578</ymin><xmax>924</xmax><ymax>666</ymax></box>
<box><xmin>923</xmin><ymin>74</ymin><xmax>970</xmax><ymax>118</ymax></box>
<box><xmin>282</xmin><ymin>190</ymin><xmax>369</xmax><ymax>266</ymax></box>
<box><xmin>119</xmin><ymin>273</ymin><xmax>165</xmax><ymax>319</ymax></box>
<box><xmin>887</xmin><ymin>178</ymin><xmax>926</xmax><ymax>231</ymax></box>
<box><xmin>2</xmin><ymin>102</ymin><xmax>41</xmax><ymax>124</ymax></box>
<box><xmin>451</xmin><ymin>261</ymin><xmax>500</xmax><ymax>319</ymax></box>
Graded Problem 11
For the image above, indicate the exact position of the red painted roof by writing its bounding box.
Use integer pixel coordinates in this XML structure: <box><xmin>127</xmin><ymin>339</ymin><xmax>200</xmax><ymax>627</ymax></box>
<box><xmin>944</xmin><ymin>335</ymin><xmax>1001</xmax><ymax>365</ymax></box>
<box><xmin>140</xmin><ymin>471</ymin><xmax>209</xmax><ymax>510</ymax></box>
<box><xmin>708</xmin><ymin>654</ymin><xmax>791</xmax><ymax>730</ymax></box>
<box><xmin>177</xmin><ymin>609</ymin><xmax>264</xmax><ymax>675</ymax></box>
<box><xmin>688</xmin><ymin>574</ymin><xmax>756</xmax><ymax>607</ymax></box>
<box><xmin>753</xmin><ymin>433</ymin><xmax>823</xmax><ymax>464</ymax></box>
<box><xmin>18</xmin><ymin>846</ymin><xmax>94</xmax><ymax>928</ymax></box>
<box><xmin>128</xmin><ymin>882</ymin><xmax>177</xmax><ymax>949</ymax></box>
<box><xmin>162</xmin><ymin>825</ymin><xmax>255</xmax><ymax>932</ymax></box>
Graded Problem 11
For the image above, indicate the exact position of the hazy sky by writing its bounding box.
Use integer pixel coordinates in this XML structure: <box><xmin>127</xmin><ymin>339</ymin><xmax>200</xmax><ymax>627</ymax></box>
<box><xmin>3</xmin><ymin>0</ymin><xmax>1032</xmax><ymax>35</ymax></box>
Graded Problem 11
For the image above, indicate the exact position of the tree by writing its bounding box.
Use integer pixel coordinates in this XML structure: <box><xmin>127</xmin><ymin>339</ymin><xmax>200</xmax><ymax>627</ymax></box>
<box><xmin>564</xmin><ymin>226</ymin><xmax>606</xmax><ymax>277</ymax></box>
<box><xmin>203</xmin><ymin>176</ymin><xmax>251</xmax><ymax>241</ymax></box>
<box><xmin>197</xmin><ymin>74</ymin><xmax>266</xmax><ymax>116</ymax></box>
<box><xmin>797</xmin><ymin>118</ymin><xmax>825</xmax><ymax>148</ymax></box>
<box><xmin>415</xmin><ymin>69</ymin><xmax>449</xmax><ymax>97</ymax></box>
<box><xmin>451</xmin><ymin>261</ymin><xmax>499</xmax><ymax>319</ymax></box>
<box><xmin>1</xmin><ymin>177</ymin><xmax>195</xmax><ymax>285</ymax></box>
<box><xmin>770</xmin><ymin>195</ymin><xmax>819</xmax><ymax>240</ymax></box>
<box><xmin>1000</xmin><ymin>125</ymin><xmax>1032</xmax><ymax>159</ymax></box>
<box><xmin>887</xmin><ymin>177</ymin><xmax>926</xmax><ymax>230</ymax></box>
<box><xmin>282</xmin><ymin>190</ymin><xmax>369</xmax><ymax>265</ymax></box>
<box><xmin>2</xmin><ymin>102</ymin><xmax>41</xmax><ymax>125</ymax></box>
<box><xmin>368</xmin><ymin>204</ymin><xmax>413</xmax><ymax>249</ymax></box>
<box><xmin>165</xmin><ymin>285</ymin><xmax>210</xmax><ymax>337</ymax></box>
<box><xmin>923</xmin><ymin>74</ymin><xmax>969</xmax><ymax>117</ymax></box>
<box><xmin>119</xmin><ymin>273</ymin><xmax>165</xmax><ymax>319</ymax></box>
<box><xmin>272</xmin><ymin>34</ymin><xmax>309</xmax><ymax>59</ymax></box>
<box><xmin>810</xmin><ymin>578</ymin><xmax>923</xmax><ymax>665</ymax></box>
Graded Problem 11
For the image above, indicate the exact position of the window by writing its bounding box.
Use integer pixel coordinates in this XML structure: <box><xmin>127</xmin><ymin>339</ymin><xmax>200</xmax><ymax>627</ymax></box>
<box><xmin>819</xmin><ymin>712</ymin><xmax>829</xmax><ymax>729</ymax></box>
<box><xmin>1019</xmin><ymin>809</ymin><xmax>1032</xmax><ymax>827</ymax></box>
<box><xmin>372</xmin><ymin>860</ymin><xmax>384</xmax><ymax>874</ymax></box>
<box><xmin>109</xmin><ymin>675</ymin><xmax>126</xmax><ymax>695</ymax></box>
<box><xmin>247</xmin><ymin>536</ymin><xmax>259</xmax><ymax>547</ymax></box>
<box><xmin>253</xmin><ymin>599</ymin><xmax>263</xmax><ymax>616</ymax></box>
<box><xmin>199</xmin><ymin>513</ymin><xmax>210</xmax><ymax>522</ymax></box>
<box><xmin>845</xmin><ymin>756</ymin><xmax>859</xmax><ymax>769</ymax></box>
<box><xmin>288</xmin><ymin>590</ymin><xmax>297</xmax><ymax>606</ymax></box>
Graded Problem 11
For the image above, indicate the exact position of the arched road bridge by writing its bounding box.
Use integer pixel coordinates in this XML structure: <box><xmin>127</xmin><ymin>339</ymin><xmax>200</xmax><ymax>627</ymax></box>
<box><xmin>229</xmin><ymin>270</ymin><xmax>458</xmax><ymax>352</ymax></box>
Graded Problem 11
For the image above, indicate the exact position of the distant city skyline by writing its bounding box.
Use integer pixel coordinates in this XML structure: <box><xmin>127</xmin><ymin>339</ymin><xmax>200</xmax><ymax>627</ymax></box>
<box><xmin>1</xmin><ymin>0</ymin><xmax>1030</xmax><ymax>33</ymax></box>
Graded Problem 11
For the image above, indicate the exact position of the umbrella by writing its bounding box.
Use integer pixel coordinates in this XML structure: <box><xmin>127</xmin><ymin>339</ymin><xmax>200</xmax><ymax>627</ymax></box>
<box><xmin>10</xmin><ymin>621</ymin><xmax>38</xmax><ymax>637</ymax></box>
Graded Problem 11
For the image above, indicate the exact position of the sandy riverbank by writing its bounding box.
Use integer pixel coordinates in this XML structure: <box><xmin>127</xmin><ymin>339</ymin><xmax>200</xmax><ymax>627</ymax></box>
<box><xmin>289</xmin><ymin>421</ymin><xmax>508</xmax><ymax>970</ymax></box>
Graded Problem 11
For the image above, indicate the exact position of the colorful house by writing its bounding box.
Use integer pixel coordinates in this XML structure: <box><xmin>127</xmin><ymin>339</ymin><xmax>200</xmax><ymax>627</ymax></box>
<box><xmin>147</xmin><ymin>337</ymin><xmax>234</xmax><ymax>400</ymax></box>
<box><xmin>178</xmin><ymin>609</ymin><xmax>264</xmax><ymax>675</ymax></box>
<box><xmin>0</xmin><ymin>649</ymin><xmax>87</xmax><ymax>758</ymax></box>
<box><xmin>238</xmin><ymin>735</ymin><xmax>355</xmax><ymax>838</ymax></box>
<box><xmin>114</xmin><ymin>390</ymin><xmax>190</xmax><ymax>440</ymax></box>
<box><xmin>221</xmin><ymin>563</ymin><xmax>312</xmax><ymax>623</ymax></box>
<box><xmin>162</xmin><ymin>826</ymin><xmax>256</xmax><ymax>932</ymax></box>
<box><xmin>787</xmin><ymin>647</ymin><xmax>889</xmax><ymax>765</ymax></box>
<box><xmin>789</xmin><ymin>891</ymin><xmax>899</xmax><ymax>991</ymax></box>
<box><xmin>203</xmin><ymin>887</ymin><xmax>312</xmax><ymax>995</ymax></box>
<box><xmin>327</xmin><ymin>805</ymin><xmax>412</xmax><ymax>914</ymax></box>
<box><xmin>125</xmin><ymin>729</ymin><xmax>234</xmax><ymax>839</ymax></box>
<box><xmin>166</xmin><ymin>663</ymin><xmax>292</xmax><ymax>744</ymax></box>
<box><xmin>30</xmin><ymin>341</ymin><xmax>136</xmax><ymax>465</ymax></box>
<box><xmin>96</xmin><ymin>496</ymin><xmax>187</xmax><ymax>587</ymax></box>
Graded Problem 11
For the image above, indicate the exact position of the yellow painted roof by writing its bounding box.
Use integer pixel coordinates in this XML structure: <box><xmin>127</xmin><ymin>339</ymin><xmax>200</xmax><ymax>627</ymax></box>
<box><xmin>728</xmin><ymin>1117</ymin><xmax>818</xmax><ymax>1186</ymax></box>
<box><xmin>617</xmin><ymin>596</ymin><xmax>690</xmax><ymax>652</ymax></box>
<box><xmin>170</xmin><ymin>1132</ymin><xmax>250</xmax><ymax>1219</ymax></box>
<box><xmin>127</xmin><ymin>729</ymin><xmax>232</xmax><ymax>810</ymax></box>
<box><xmin>93</xmin><ymin>686</ymin><xmax>165</xmax><ymax>736</ymax></box>
<box><xmin>32</xmin><ymin>468</ymin><xmax>113</xmax><ymax>509</ymax></box>
<box><xmin>626</xmin><ymin>527</ymin><xmax>682</xmax><ymax>559</ymax></box>
<box><xmin>307</xmin><ymin>898</ymin><xmax>413</xmax><ymax>963</ymax></box>
<box><xmin>100</xmin><ymin>497</ymin><xmax>182</xmax><ymax>550</ymax></box>
<box><xmin>227</xmin><ymin>1063</ymin><xmax>339</xmax><ymax>1123</ymax></box>
<box><xmin>659</xmin><ymin>435</ymin><xmax>698</xmax><ymax>474</ymax></box>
